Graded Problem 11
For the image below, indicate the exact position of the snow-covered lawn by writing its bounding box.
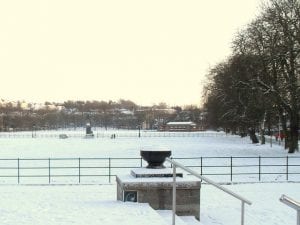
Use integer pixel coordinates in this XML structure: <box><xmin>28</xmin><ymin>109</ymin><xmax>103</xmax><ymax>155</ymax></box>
<box><xmin>0</xmin><ymin>131</ymin><xmax>299</xmax><ymax>224</ymax></box>
<box><xmin>0</xmin><ymin>131</ymin><xmax>295</xmax><ymax>158</ymax></box>
<box><xmin>202</xmin><ymin>182</ymin><xmax>300</xmax><ymax>225</ymax></box>
<box><xmin>0</xmin><ymin>131</ymin><xmax>299</xmax><ymax>184</ymax></box>
<box><xmin>0</xmin><ymin>183</ymin><xmax>298</xmax><ymax>225</ymax></box>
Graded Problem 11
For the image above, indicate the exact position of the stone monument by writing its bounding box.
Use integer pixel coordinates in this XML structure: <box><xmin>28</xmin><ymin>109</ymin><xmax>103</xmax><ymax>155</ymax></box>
<box><xmin>85</xmin><ymin>123</ymin><xmax>94</xmax><ymax>138</ymax></box>
<box><xmin>116</xmin><ymin>147</ymin><xmax>201</xmax><ymax>220</ymax></box>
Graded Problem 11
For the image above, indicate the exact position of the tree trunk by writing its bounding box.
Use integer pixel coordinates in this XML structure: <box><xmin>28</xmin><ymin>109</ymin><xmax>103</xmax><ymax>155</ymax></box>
<box><xmin>249</xmin><ymin>128</ymin><xmax>259</xmax><ymax>144</ymax></box>
<box><xmin>260</xmin><ymin>113</ymin><xmax>266</xmax><ymax>145</ymax></box>
<box><xmin>288</xmin><ymin>111</ymin><xmax>299</xmax><ymax>153</ymax></box>
<box><xmin>260</xmin><ymin>128</ymin><xmax>265</xmax><ymax>145</ymax></box>
<box><xmin>278</xmin><ymin>110</ymin><xmax>289</xmax><ymax>150</ymax></box>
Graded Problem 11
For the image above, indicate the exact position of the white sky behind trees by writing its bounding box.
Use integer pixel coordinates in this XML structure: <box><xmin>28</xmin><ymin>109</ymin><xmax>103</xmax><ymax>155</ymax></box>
<box><xmin>0</xmin><ymin>0</ymin><xmax>262</xmax><ymax>107</ymax></box>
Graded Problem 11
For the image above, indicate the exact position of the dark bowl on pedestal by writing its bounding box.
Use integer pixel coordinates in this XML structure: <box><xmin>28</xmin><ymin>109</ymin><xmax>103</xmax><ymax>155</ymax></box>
<box><xmin>140</xmin><ymin>149</ymin><xmax>171</xmax><ymax>169</ymax></box>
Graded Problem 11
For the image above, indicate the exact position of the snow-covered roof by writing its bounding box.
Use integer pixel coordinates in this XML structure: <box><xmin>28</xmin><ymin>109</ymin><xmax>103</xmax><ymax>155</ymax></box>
<box><xmin>166</xmin><ymin>121</ymin><xmax>196</xmax><ymax>126</ymax></box>
<box><xmin>119</xmin><ymin>108</ymin><xmax>134</xmax><ymax>115</ymax></box>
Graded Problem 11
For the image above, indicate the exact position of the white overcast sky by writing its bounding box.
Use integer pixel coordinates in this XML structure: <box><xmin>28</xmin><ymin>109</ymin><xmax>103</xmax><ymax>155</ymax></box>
<box><xmin>0</xmin><ymin>0</ymin><xmax>262</xmax><ymax>106</ymax></box>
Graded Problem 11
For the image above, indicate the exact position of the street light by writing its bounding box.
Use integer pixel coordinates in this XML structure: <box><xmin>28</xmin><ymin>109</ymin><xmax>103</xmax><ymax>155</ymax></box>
<box><xmin>32</xmin><ymin>124</ymin><xmax>36</xmax><ymax>138</ymax></box>
<box><xmin>279</xmin><ymin>111</ymin><xmax>287</xmax><ymax>146</ymax></box>
<box><xmin>138</xmin><ymin>125</ymin><xmax>141</xmax><ymax>138</ymax></box>
<box><xmin>279</xmin><ymin>114</ymin><xmax>281</xmax><ymax>145</ymax></box>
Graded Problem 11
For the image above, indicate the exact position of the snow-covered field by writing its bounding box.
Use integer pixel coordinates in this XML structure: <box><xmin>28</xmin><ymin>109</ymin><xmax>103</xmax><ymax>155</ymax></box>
<box><xmin>0</xmin><ymin>130</ymin><xmax>299</xmax><ymax>225</ymax></box>
<box><xmin>0</xmin><ymin>130</ymin><xmax>293</xmax><ymax>158</ymax></box>
<box><xmin>0</xmin><ymin>130</ymin><xmax>299</xmax><ymax>184</ymax></box>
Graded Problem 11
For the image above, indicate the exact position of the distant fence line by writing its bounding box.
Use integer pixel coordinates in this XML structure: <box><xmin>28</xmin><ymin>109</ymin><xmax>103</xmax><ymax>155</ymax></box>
<box><xmin>0</xmin><ymin>131</ymin><xmax>228</xmax><ymax>138</ymax></box>
<box><xmin>263</xmin><ymin>136</ymin><xmax>286</xmax><ymax>147</ymax></box>
<box><xmin>0</xmin><ymin>156</ymin><xmax>299</xmax><ymax>184</ymax></box>
<box><xmin>260</xmin><ymin>136</ymin><xmax>300</xmax><ymax>149</ymax></box>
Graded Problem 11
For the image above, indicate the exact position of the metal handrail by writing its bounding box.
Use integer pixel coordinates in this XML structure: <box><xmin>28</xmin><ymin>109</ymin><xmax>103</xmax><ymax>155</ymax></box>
<box><xmin>280</xmin><ymin>195</ymin><xmax>300</xmax><ymax>225</ymax></box>
<box><xmin>0</xmin><ymin>156</ymin><xmax>299</xmax><ymax>184</ymax></box>
<box><xmin>166</xmin><ymin>157</ymin><xmax>252</xmax><ymax>225</ymax></box>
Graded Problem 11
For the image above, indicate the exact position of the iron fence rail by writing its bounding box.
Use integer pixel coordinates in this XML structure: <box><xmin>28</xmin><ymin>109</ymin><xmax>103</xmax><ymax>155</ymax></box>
<box><xmin>0</xmin><ymin>156</ymin><xmax>299</xmax><ymax>184</ymax></box>
<box><xmin>0</xmin><ymin>132</ymin><xmax>228</xmax><ymax>138</ymax></box>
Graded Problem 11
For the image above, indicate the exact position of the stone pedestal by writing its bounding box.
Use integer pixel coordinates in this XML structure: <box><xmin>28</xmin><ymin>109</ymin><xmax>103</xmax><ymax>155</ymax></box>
<box><xmin>116</xmin><ymin>168</ymin><xmax>201</xmax><ymax>220</ymax></box>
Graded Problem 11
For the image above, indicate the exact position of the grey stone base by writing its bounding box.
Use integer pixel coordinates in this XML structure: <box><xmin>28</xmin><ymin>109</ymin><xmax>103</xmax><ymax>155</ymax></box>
<box><xmin>116</xmin><ymin>175</ymin><xmax>201</xmax><ymax>220</ymax></box>
<box><xmin>131</xmin><ymin>168</ymin><xmax>183</xmax><ymax>178</ymax></box>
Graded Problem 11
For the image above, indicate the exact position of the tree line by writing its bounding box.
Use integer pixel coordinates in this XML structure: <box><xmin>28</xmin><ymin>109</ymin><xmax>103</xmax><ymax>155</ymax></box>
<box><xmin>0</xmin><ymin>99</ymin><xmax>202</xmax><ymax>132</ymax></box>
<box><xmin>204</xmin><ymin>0</ymin><xmax>300</xmax><ymax>153</ymax></box>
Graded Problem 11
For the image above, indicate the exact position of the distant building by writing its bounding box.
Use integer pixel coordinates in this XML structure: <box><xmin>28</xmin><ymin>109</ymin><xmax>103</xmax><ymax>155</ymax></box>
<box><xmin>159</xmin><ymin>121</ymin><xmax>198</xmax><ymax>132</ymax></box>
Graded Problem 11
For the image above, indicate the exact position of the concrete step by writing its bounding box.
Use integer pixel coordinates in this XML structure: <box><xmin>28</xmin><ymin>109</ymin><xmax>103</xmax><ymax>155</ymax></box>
<box><xmin>156</xmin><ymin>210</ymin><xmax>205</xmax><ymax>225</ymax></box>
<box><xmin>95</xmin><ymin>201</ymin><xmax>169</xmax><ymax>225</ymax></box>
<box><xmin>180</xmin><ymin>216</ymin><xmax>205</xmax><ymax>225</ymax></box>
<box><xmin>156</xmin><ymin>210</ymin><xmax>187</xmax><ymax>225</ymax></box>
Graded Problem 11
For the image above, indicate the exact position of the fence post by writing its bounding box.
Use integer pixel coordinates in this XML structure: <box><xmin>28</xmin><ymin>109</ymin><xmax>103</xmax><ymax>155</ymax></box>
<box><xmin>79</xmin><ymin>158</ymin><xmax>81</xmax><ymax>183</ymax></box>
<box><xmin>108</xmin><ymin>158</ymin><xmax>111</xmax><ymax>183</ymax></box>
<box><xmin>48</xmin><ymin>158</ymin><xmax>51</xmax><ymax>184</ymax></box>
<box><xmin>200</xmin><ymin>157</ymin><xmax>203</xmax><ymax>176</ymax></box>
<box><xmin>241</xmin><ymin>201</ymin><xmax>245</xmax><ymax>225</ymax></box>
<box><xmin>258</xmin><ymin>156</ymin><xmax>261</xmax><ymax>181</ymax></box>
<box><xmin>17</xmin><ymin>158</ymin><xmax>20</xmax><ymax>184</ymax></box>
<box><xmin>230</xmin><ymin>157</ymin><xmax>233</xmax><ymax>182</ymax></box>
<box><xmin>286</xmin><ymin>156</ymin><xmax>289</xmax><ymax>181</ymax></box>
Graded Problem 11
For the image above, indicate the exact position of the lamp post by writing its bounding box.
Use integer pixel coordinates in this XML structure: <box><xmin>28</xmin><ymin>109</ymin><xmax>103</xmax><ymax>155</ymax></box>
<box><xmin>138</xmin><ymin>125</ymin><xmax>141</xmax><ymax>138</ymax></box>
<box><xmin>279</xmin><ymin>116</ymin><xmax>281</xmax><ymax>145</ymax></box>
<box><xmin>278</xmin><ymin>111</ymin><xmax>287</xmax><ymax>146</ymax></box>
<box><xmin>282</xmin><ymin>111</ymin><xmax>286</xmax><ymax>147</ymax></box>
<box><xmin>32</xmin><ymin>124</ymin><xmax>36</xmax><ymax>138</ymax></box>
<box><xmin>261</xmin><ymin>117</ymin><xmax>266</xmax><ymax>145</ymax></box>
<box><xmin>199</xmin><ymin>114</ymin><xmax>204</xmax><ymax>131</ymax></box>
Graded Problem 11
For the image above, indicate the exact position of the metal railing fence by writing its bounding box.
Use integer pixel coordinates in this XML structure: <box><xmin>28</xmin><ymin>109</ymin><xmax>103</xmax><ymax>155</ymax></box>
<box><xmin>0</xmin><ymin>131</ymin><xmax>228</xmax><ymax>139</ymax></box>
<box><xmin>0</xmin><ymin>156</ymin><xmax>299</xmax><ymax>184</ymax></box>
<box><xmin>166</xmin><ymin>158</ymin><xmax>252</xmax><ymax>225</ymax></box>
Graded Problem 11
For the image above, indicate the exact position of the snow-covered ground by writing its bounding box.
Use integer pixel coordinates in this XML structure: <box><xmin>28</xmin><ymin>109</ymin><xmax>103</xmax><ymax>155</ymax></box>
<box><xmin>0</xmin><ymin>130</ymin><xmax>294</xmax><ymax>158</ymax></box>
<box><xmin>201</xmin><ymin>182</ymin><xmax>300</xmax><ymax>225</ymax></box>
<box><xmin>0</xmin><ymin>183</ymin><xmax>298</xmax><ymax>225</ymax></box>
<box><xmin>0</xmin><ymin>130</ymin><xmax>299</xmax><ymax>225</ymax></box>
<box><xmin>0</xmin><ymin>130</ymin><xmax>299</xmax><ymax>184</ymax></box>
